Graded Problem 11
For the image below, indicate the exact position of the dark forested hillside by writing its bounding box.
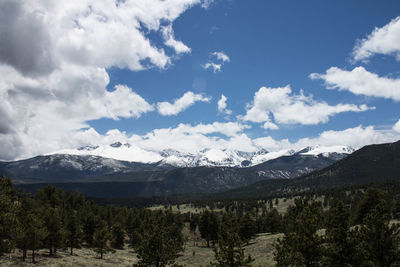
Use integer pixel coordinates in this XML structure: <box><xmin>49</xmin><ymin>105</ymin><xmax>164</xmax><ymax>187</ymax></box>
<box><xmin>223</xmin><ymin>140</ymin><xmax>400</xmax><ymax>198</ymax></box>
<box><xmin>12</xmin><ymin>154</ymin><xmax>339</xmax><ymax>198</ymax></box>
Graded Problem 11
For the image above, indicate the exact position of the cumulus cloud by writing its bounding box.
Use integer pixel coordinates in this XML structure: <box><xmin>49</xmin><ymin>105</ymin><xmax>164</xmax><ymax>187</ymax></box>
<box><xmin>62</xmin><ymin>122</ymin><xmax>400</xmax><ymax>158</ymax></box>
<box><xmin>203</xmin><ymin>62</ymin><xmax>222</xmax><ymax>73</ymax></box>
<box><xmin>393</xmin><ymin>119</ymin><xmax>400</xmax><ymax>133</ymax></box>
<box><xmin>203</xmin><ymin>51</ymin><xmax>230</xmax><ymax>73</ymax></box>
<box><xmin>353</xmin><ymin>16</ymin><xmax>400</xmax><ymax>62</ymax></box>
<box><xmin>217</xmin><ymin>94</ymin><xmax>232</xmax><ymax>115</ymax></box>
<box><xmin>157</xmin><ymin>91</ymin><xmax>211</xmax><ymax>116</ymax></box>
<box><xmin>104</xmin><ymin>85</ymin><xmax>155</xmax><ymax>119</ymax></box>
<box><xmin>262</xmin><ymin>122</ymin><xmax>279</xmax><ymax>130</ymax></box>
<box><xmin>242</xmin><ymin>85</ymin><xmax>373</xmax><ymax>127</ymax></box>
<box><xmin>0</xmin><ymin>0</ymin><xmax>56</xmax><ymax>77</ymax></box>
<box><xmin>0</xmin><ymin>0</ymin><xmax>208</xmax><ymax>160</ymax></box>
<box><xmin>311</xmin><ymin>66</ymin><xmax>400</xmax><ymax>101</ymax></box>
<box><xmin>254</xmin><ymin>125</ymin><xmax>400</xmax><ymax>152</ymax></box>
<box><xmin>211</xmin><ymin>51</ymin><xmax>230</xmax><ymax>63</ymax></box>
<box><xmin>161</xmin><ymin>24</ymin><xmax>191</xmax><ymax>54</ymax></box>
<box><xmin>130</xmin><ymin>122</ymin><xmax>252</xmax><ymax>153</ymax></box>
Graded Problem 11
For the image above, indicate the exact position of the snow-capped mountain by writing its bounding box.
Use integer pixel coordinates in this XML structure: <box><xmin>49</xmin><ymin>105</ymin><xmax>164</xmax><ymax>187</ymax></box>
<box><xmin>0</xmin><ymin>143</ymin><xmax>355</xmax><ymax>193</ymax></box>
<box><xmin>51</xmin><ymin>142</ymin><xmax>355</xmax><ymax>168</ymax></box>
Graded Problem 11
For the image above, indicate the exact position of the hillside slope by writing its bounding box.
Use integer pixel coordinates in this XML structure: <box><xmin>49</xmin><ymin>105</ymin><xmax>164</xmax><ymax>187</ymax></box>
<box><xmin>223</xmin><ymin>140</ymin><xmax>400</xmax><ymax>198</ymax></box>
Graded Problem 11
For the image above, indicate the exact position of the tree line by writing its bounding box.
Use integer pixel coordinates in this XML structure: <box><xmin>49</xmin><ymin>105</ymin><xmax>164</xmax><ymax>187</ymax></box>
<box><xmin>0</xmin><ymin>176</ymin><xmax>186</xmax><ymax>265</ymax></box>
<box><xmin>1</xmin><ymin>175</ymin><xmax>400</xmax><ymax>266</ymax></box>
<box><xmin>274</xmin><ymin>188</ymin><xmax>400</xmax><ymax>266</ymax></box>
<box><xmin>0</xmin><ymin>176</ymin><xmax>262</xmax><ymax>266</ymax></box>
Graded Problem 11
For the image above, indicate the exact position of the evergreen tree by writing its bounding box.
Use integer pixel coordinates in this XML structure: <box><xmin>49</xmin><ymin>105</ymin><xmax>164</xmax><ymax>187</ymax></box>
<box><xmin>16</xmin><ymin>197</ymin><xmax>48</xmax><ymax>263</ymax></box>
<box><xmin>35</xmin><ymin>185</ymin><xmax>63</xmax><ymax>208</ymax></box>
<box><xmin>239</xmin><ymin>212</ymin><xmax>256</xmax><ymax>245</ymax></box>
<box><xmin>323</xmin><ymin>200</ymin><xmax>356</xmax><ymax>266</ymax></box>
<box><xmin>65</xmin><ymin>210</ymin><xmax>82</xmax><ymax>255</ymax></box>
<box><xmin>111</xmin><ymin>223</ymin><xmax>125</xmax><ymax>249</ymax></box>
<box><xmin>355</xmin><ymin>202</ymin><xmax>400</xmax><ymax>266</ymax></box>
<box><xmin>209</xmin><ymin>212</ymin><xmax>254</xmax><ymax>267</ymax></box>
<box><xmin>190</xmin><ymin>214</ymin><xmax>200</xmax><ymax>246</ymax></box>
<box><xmin>351</xmin><ymin>188</ymin><xmax>388</xmax><ymax>225</ymax></box>
<box><xmin>274</xmin><ymin>200</ymin><xmax>323</xmax><ymax>267</ymax></box>
<box><xmin>199</xmin><ymin>210</ymin><xmax>219</xmax><ymax>247</ymax></box>
<box><xmin>264</xmin><ymin>209</ymin><xmax>281</xmax><ymax>234</ymax></box>
<box><xmin>127</xmin><ymin>210</ymin><xmax>142</xmax><ymax>249</ymax></box>
<box><xmin>133</xmin><ymin>211</ymin><xmax>184</xmax><ymax>267</ymax></box>
<box><xmin>0</xmin><ymin>177</ymin><xmax>17</xmax><ymax>256</ymax></box>
<box><xmin>42</xmin><ymin>207</ymin><xmax>64</xmax><ymax>255</ymax></box>
<box><xmin>81</xmin><ymin>210</ymin><xmax>100</xmax><ymax>246</ymax></box>
<box><xmin>93</xmin><ymin>220</ymin><xmax>114</xmax><ymax>259</ymax></box>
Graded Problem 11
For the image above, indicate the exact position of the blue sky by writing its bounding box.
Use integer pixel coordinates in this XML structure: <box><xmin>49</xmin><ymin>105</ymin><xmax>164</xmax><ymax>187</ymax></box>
<box><xmin>1</xmin><ymin>0</ymin><xmax>400</xmax><ymax>160</ymax></box>
<box><xmin>93</xmin><ymin>0</ymin><xmax>400</xmax><ymax>139</ymax></box>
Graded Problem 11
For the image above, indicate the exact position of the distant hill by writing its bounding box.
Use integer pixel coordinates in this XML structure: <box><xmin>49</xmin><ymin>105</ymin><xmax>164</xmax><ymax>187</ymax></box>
<box><xmin>221</xmin><ymin>140</ymin><xmax>400</xmax><ymax>198</ymax></box>
<box><xmin>11</xmin><ymin>153</ymin><xmax>340</xmax><ymax>198</ymax></box>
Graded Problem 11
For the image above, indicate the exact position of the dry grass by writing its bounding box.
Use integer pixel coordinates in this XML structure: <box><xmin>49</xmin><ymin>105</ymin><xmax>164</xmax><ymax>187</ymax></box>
<box><xmin>0</xmin><ymin>246</ymin><xmax>138</xmax><ymax>267</ymax></box>
<box><xmin>0</xmin><ymin>233</ymin><xmax>281</xmax><ymax>267</ymax></box>
<box><xmin>149</xmin><ymin>204</ymin><xmax>223</xmax><ymax>214</ymax></box>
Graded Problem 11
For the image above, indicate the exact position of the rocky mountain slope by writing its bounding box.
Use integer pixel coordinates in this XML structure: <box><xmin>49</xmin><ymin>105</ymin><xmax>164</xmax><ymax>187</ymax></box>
<box><xmin>8</xmin><ymin>153</ymin><xmax>344</xmax><ymax>197</ymax></box>
<box><xmin>221</xmin><ymin>140</ymin><xmax>400</xmax><ymax>199</ymax></box>
<box><xmin>53</xmin><ymin>142</ymin><xmax>354</xmax><ymax>167</ymax></box>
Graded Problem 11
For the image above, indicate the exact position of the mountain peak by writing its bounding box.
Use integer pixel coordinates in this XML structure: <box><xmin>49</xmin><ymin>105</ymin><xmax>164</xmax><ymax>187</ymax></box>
<box><xmin>50</xmin><ymin>144</ymin><xmax>355</xmax><ymax>168</ymax></box>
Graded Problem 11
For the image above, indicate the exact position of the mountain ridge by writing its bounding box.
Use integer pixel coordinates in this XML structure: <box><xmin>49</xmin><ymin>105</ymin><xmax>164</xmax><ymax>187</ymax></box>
<box><xmin>50</xmin><ymin>144</ymin><xmax>354</xmax><ymax>168</ymax></box>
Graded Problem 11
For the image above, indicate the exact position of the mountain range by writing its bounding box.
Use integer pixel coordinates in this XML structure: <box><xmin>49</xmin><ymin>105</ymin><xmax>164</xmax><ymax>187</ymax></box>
<box><xmin>0</xmin><ymin>144</ymin><xmax>356</xmax><ymax>198</ymax></box>
<box><xmin>53</xmin><ymin>142</ymin><xmax>354</xmax><ymax>168</ymax></box>
<box><xmin>222</xmin><ymin>140</ymin><xmax>400</xmax><ymax>199</ymax></box>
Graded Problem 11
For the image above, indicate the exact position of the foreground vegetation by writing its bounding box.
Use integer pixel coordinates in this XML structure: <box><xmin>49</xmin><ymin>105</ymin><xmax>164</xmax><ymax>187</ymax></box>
<box><xmin>1</xmin><ymin>175</ymin><xmax>400</xmax><ymax>266</ymax></box>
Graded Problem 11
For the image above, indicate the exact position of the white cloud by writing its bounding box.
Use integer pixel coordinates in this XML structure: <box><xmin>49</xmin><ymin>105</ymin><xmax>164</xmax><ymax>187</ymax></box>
<box><xmin>242</xmin><ymin>85</ymin><xmax>373</xmax><ymax>127</ymax></box>
<box><xmin>294</xmin><ymin>125</ymin><xmax>399</xmax><ymax>150</ymax></box>
<box><xmin>157</xmin><ymin>91</ymin><xmax>211</xmax><ymax>116</ymax></box>
<box><xmin>393</xmin><ymin>119</ymin><xmax>400</xmax><ymax>133</ymax></box>
<box><xmin>311</xmin><ymin>66</ymin><xmax>400</xmax><ymax>101</ymax></box>
<box><xmin>211</xmin><ymin>51</ymin><xmax>230</xmax><ymax>63</ymax></box>
<box><xmin>262</xmin><ymin>122</ymin><xmax>279</xmax><ymax>130</ymax></box>
<box><xmin>217</xmin><ymin>94</ymin><xmax>232</xmax><ymax>115</ymax></box>
<box><xmin>353</xmin><ymin>16</ymin><xmax>400</xmax><ymax>62</ymax></box>
<box><xmin>64</xmin><ymin>123</ymin><xmax>400</xmax><ymax>159</ymax></box>
<box><xmin>254</xmin><ymin>125</ymin><xmax>400</xmax><ymax>152</ymax></box>
<box><xmin>201</xmin><ymin>0</ymin><xmax>214</xmax><ymax>9</ymax></box>
<box><xmin>0</xmin><ymin>0</ymin><xmax>208</xmax><ymax>160</ymax></box>
<box><xmin>161</xmin><ymin>24</ymin><xmax>191</xmax><ymax>54</ymax></box>
<box><xmin>104</xmin><ymin>85</ymin><xmax>155</xmax><ymax>120</ymax></box>
<box><xmin>203</xmin><ymin>62</ymin><xmax>222</xmax><ymax>73</ymax></box>
<box><xmin>130</xmin><ymin>122</ymin><xmax>253</xmax><ymax>153</ymax></box>
<box><xmin>203</xmin><ymin>51</ymin><xmax>230</xmax><ymax>73</ymax></box>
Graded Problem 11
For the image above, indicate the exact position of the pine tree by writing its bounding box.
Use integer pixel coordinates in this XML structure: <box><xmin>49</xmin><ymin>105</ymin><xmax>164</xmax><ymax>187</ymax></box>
<box><xmin>42</xmin><ymin>207</ymin><xmax>64</xmax><ymax>255</ymax></box>
<box><xmin>323</xmin><ymin>200</ymin><xmax>356</xmax><ymax>266</ymax></box>
<box><xmin>274</xmin><ymin>200</ymin><xmax>323</xmax><ymax>267</ymax></box>
<box><xmin>80</xmin><ymin>208</ymin><xmax>100</xmax><ymax>247</ymax></box>
<box><xmin>127</xmin><ymin>210</ymin><xmax>142</xmax><ymax>248</ymax></box>
<box><xmin>93</xmin><ymin>220</ymin><xmax>114</xmax><ymax>259</ymax></box>
<box><xmin>133</xmin><ymin>211</ymin><xmax>184</xmax><ymax>267</ymax></box>
<box><xmin>16</xmin><ymin>196</ymin><xmax>48</xmax><ymax>263</ymax></box>
<box><xmin>190</xmin><ymin>214</ymin><xmax>200</xmax><ymax>246</ymax></box>
<box><xmin>199</xmin><ymin>210</ymin><xmax>219</xmax><ymax>247</ymax></box>
<box><xmin>209</xmin><ymin>212</ymin><xmax>254</xmax><ymax>267</ymax></box>
<box><xmin>351</xmin><ymin>188</ymin><xmax>388</xmax><ymax>225</ymax></box>
<box><xmin>65</xmin><ymin>210</ymin><xmax>82</xmax><ymax>255</ymax></box>
<box><xmin>0</xmin><ymin>177</ymin><xmax>17</xmax><ymax>256</ymax></box>
<box><xmin>35</xmin><ymin>185</ymin><xmax>63</xmax><ymax>208</ymax></box>
<box><xmin>111</xmin><ymin>223</ymin><xmax>125</xmax><ymax>249</ymax></box>
<box><xmin>355</xmin><ymin>202</ymin><xmax>400</xmax><ymax>266</ymax></box>
<box><xmin>239</xmin><ymin>212</ymin><xmax>256</xmax><ymax>245</ymax></box>
<box><xmin>264</xmin><ymin>209</ymin><xmax>281</xmax><ymax>234</ymax></box>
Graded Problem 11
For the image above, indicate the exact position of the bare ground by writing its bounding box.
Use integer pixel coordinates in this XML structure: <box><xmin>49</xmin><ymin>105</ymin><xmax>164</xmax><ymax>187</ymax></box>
<box><xmin>0</xmin><ymin>233</ymin><xmax>280</xmax><ymax>267</ymax></box>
